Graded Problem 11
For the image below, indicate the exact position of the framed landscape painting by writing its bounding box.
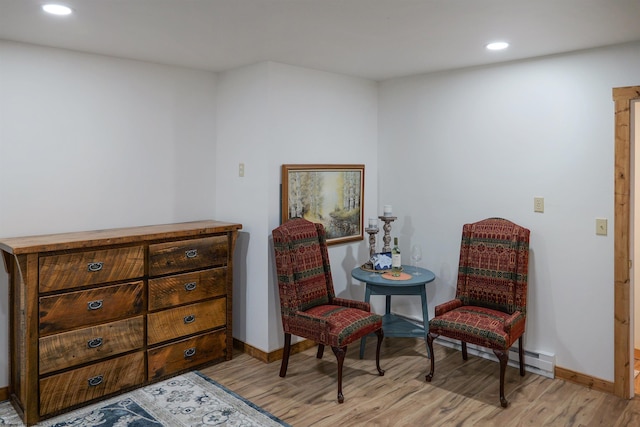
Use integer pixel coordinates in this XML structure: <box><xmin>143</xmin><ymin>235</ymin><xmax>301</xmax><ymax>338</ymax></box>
<box><xmin>281</xmin><ymin>164</ymin><xmax>364</xmax><ymax>245</ymax></box>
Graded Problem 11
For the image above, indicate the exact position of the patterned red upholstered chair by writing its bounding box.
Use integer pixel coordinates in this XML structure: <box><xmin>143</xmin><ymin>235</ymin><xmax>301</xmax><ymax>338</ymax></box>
<box><xmin>426</xmin><ymin>218</ymin><xmax>530</xmax><ymax>407</ymax></box>
<box><xmin>272</xmin><ymin>218</ymin><xmax>384</xmax><ymax>403</ymax></box>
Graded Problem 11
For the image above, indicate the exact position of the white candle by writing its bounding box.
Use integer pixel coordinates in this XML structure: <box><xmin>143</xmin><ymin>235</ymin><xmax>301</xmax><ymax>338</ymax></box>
<box><xmin>383</xmin><ymin>205</ymin><xmax>392</xmax><ymax>216</ymax></box>
<box><xmin>369</xmin><ymin>217</ymin><xmax>377</xmax><ymax>228</ymax></box>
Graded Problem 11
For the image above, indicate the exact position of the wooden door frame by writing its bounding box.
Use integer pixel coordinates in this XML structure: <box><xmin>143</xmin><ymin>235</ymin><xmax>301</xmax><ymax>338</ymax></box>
<box><xmin>613</xmin><ymin>86</ymin><xmax>640</xmax><ymax>399</ymax></box>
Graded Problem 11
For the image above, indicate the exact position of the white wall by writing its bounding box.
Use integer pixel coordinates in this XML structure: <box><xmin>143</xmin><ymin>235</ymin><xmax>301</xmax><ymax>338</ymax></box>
<box><xmin>216</xmin><ymin>61</ymin><xmax>378</xmax><ymax>352</ymax></box>
<box><xmin>2</xmin><ymin>36</ymin><xmax>639</xmax><ymax>391</ymax></box>
<box><xmin>215</xmin><ymin>62</ymin><xmax>271</xmax><ymax>351</ymax></box>
<box><xmin>378</xmin><ymin>41</ymin><xmax>640</xmax><ymax>382</ymax></box>
<box><xmin>0</xmin><ymin>41</ymin><xmax>218</xmax><ymax>388</ymax></box>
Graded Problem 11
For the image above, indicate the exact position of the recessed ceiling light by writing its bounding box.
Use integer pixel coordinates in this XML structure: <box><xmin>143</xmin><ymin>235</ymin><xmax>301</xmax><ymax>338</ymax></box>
<box><xmin>42</xmin><ymin>4</ymin><xmax>73</xmax><ymax>16</ymax></box>
<box><xmin>486</xmin><ymin>42</ymin><xmax>509</xmax><ymax>51</ymax></box>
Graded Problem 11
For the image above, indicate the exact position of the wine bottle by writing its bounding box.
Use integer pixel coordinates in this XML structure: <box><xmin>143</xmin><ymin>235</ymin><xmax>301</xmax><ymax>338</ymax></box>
<box><xmin>392</xmin><ymin>237</ymin><xmax>401</xmax><ymax>276</ymax></box>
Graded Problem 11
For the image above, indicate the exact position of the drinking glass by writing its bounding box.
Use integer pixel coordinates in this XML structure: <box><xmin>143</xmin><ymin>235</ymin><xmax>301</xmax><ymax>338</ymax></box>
<box><xmin>411</xmin><ymin>245</ymin><xmax>423</xmax><ymax>275</ymax></box>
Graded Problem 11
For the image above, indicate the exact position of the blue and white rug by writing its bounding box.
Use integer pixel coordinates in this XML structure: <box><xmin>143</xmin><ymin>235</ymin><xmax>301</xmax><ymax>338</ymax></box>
<box><xmin>0</xmin><ymin>371</ymin><xmax>289</xmax><ymax>427</ymax></box>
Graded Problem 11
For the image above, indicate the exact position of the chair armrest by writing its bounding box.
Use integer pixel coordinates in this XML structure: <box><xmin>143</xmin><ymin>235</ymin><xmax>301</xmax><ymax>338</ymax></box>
<box><xmin>283</xmin><ymin>311</ymin><xmax>330</xmax><ymax>342</ymax></box>
<box><xmin>331</xmin><ymin>297</ymin><xmax>371</xmax><ymax>312</ymax></box>
<box><xmin>434</xmin><ymin>299</ymin><xmax>463</xmax><ymax>317</ymax></box>
<box><xmin>503</xmin><ymin>311</ymin><xmax>525</xmax><ymax>336</ymax></box>
<box><xmin>294</xmin><ymin>310</ymin><xmax>329</xmax><ymax>328</ymax></box>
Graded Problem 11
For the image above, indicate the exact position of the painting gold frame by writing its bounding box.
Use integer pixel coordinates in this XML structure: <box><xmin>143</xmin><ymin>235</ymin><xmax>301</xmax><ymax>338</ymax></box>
<box><xmin>281</xmin><ymin>164</ymin><xmax>364</xmax><ymax>245</ymax></box>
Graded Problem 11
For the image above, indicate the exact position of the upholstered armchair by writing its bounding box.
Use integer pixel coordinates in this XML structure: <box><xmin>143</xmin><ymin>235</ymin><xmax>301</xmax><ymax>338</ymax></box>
<box><xmin>272</xmin><ymin>218</ymin><xmax>384</xmax><ymax>403</ymax></box>
<box><xmin>425</xmin><ymin>218</ymin><xmax>530</xmax><ymax>407</ymax></box>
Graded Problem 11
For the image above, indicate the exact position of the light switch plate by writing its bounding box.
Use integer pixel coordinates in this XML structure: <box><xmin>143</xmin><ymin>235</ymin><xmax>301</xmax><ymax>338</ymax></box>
<box><xmin>534</xmin><ymin>197</ymin><xmax>544</xmax><ymax>213</ymax></box>
<box><xmin>596</xmin><ymin>218</ymin><xmax>607</xmax><ymax>236</ymax></box>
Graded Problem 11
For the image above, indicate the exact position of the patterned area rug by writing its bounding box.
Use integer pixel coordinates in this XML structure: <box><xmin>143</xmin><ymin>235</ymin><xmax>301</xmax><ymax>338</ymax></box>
<box><xmin>0</xmin><ymin>371</ymin><xmax>289</xmax><ymax>426</ymax></box>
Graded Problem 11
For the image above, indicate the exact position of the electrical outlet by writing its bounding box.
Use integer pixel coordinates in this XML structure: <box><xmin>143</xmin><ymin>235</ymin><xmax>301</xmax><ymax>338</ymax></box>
<box><xmin>596</xmin><ymin>218</ymin><xmax>607</xmax><ymax>236</ymax></box>
<box><xmin>534</xmin><ymin>197</ymin><xmax>544</xmax><ymax>213</ymax></box>
<box><xmin>239</xmin><ymin>163</ymin><xmax>245</xmax><ymax>177</ymax></box>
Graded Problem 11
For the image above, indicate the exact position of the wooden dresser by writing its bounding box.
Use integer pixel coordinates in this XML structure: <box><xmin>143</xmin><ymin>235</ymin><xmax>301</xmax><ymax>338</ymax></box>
<box><xmin>0</xmin><ymin>220</ymin><xmax>242</xmax><ymax>425</ymax></box>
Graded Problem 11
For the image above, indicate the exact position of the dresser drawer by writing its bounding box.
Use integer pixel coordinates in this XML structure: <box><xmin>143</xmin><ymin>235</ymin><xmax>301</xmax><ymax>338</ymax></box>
<box><xmin>39</xmin><ymin>246</ymin><xmax>145</xmax><ymax>293</ymax></box>
<box><xmin>39</xmin><ymin>281</ymin><xmax>144</xmax><ymax>335</ymax></box>
<box><xmin>148</xmin><ymin>267</ymin><xmax>226</xmax><ymax>311</ymax></box>
<box><xmin>148</xmin><ymin>236</ymin><xmax>227</xmax><ymax>277</ymax></box>
<box><xmin>147</xmin><ymin>330</ymin><xmax>226</xmax><ymax>380</ymax></box>
<box><xmin>147</xmin><ymin>298</ymin><xmax>226</xmax><ymax>345</ymax></box>
<box><xmin>39</xmin><ymin>316</ymin><xmax>144</xmax><ymax>375</ymax></box>
<box><xmin>39</xmin><ymin>351</ymin><xmax>145</xmax><ymax>416</ymax></box>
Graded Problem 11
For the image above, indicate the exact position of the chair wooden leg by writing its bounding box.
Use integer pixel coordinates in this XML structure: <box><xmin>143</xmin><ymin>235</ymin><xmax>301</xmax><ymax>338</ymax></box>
<box><xmin>493</xmin><ymin>349</ymin><xmax>509</xmax><ymax>408</ymax></box>
<box><xmin>518</xmin><ymin>336</ymin><xmax>525</xmax><ymax>376</ymax></box>
<box><xmin>331</xmin><ymin>346</ymin><xmax>346</xmax><ymax>403</ymax></box>
<box><xmin>317</xmin><ymin>344</ymin><xmax>325</xmax><ymax>359</ymax></box>
<box><xmin>280</xmin><ymin>333</ymin><xmax>292</xmax><ymax>378</ymax></box>
<box><xmin>425</xmin><ymin>332</ymin><xmax>436</xmax><ymax>382</ymax></box>
<box><xmin>375</xmin><ymin>328</ymin><xmax>385</xmax><ymax>376</ymax></box>
<box><xmin>461</xmin><ymin>341</ymin><xmax>468</xmax><ymax>360</ymax></box>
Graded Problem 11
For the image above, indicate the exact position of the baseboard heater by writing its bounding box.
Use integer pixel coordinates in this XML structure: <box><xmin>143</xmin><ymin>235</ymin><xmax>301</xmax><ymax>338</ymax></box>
<box><xmin>434</xmin><ymin>336</ymin><xmax>555</xmax><ymax>379</ymax></box>
<box><xmin>395</xmin><ymin>314</ymin><xmax>556</xmax><ymax>379</ymax></box>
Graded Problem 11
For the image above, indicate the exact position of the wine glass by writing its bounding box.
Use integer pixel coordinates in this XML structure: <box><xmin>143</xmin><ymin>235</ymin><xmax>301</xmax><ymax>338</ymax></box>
<box><xmin>411</xmin><ymin>245</ymin><xmax>423</xmax><ymax>275</ymax></box>
<box><xmin>368</xmin><ymin>253</ymin><xmax>378</xmax><ymax>277</ymax></box>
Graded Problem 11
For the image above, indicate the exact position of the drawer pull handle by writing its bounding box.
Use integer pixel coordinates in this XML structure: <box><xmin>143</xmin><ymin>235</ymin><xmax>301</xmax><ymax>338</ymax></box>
<box><xmin>184</xmin><ymin>282</ymin><xmax>197</xmax><ymax>291</ymax></box>
<box><xmin>87</xmin><ymin>337</ymin><xmax>103</xmax><ymax>348</ymax></box>
<box><xmin>185</xmin><ymin>249</ymin><xmax>198</xmax><ymax>259</ymax></box>
<box><xmin>184</xmin><ymin>314</ymin><xmax>196</xmax><ymax>324</ymax></box>
<box><xmin>88</xmin><ymin>375</ymin><xmax>103</xmax><ymax>387</ymax></box>
<box><xmin>87</xmin><ymin>300</ymin><xmax>103</xmax><ymax>310</ymax></box>
<box><xmin>184</xmin><ymin>347</ymin><xmax>196</xmax><ymax>358</ymax></box>
<box><xmin>87</xmin><ymin>262</ymin><xmax>104</xmax><ymax>272</ymax></box>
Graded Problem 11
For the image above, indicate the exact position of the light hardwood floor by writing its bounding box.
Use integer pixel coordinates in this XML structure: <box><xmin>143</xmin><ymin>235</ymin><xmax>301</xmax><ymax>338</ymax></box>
<box><xmin>201</xmin><ymin>338</ymin><xmax>640</xmax><ymax>426</ymax></box>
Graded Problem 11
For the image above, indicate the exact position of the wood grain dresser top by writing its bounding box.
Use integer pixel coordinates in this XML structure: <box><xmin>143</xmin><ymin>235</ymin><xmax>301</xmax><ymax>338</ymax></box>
<box><xmin>0</xmin><ymin>220</ymin><xmax>242</xmax><ymax>254</ymax></box>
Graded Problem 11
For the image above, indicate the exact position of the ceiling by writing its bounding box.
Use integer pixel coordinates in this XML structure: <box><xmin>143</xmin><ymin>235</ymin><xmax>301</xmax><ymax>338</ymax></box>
<box><xmin>1</xmin><ymin>0</ymin><xmax>640</xmax><ymax>81</ymax></box>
